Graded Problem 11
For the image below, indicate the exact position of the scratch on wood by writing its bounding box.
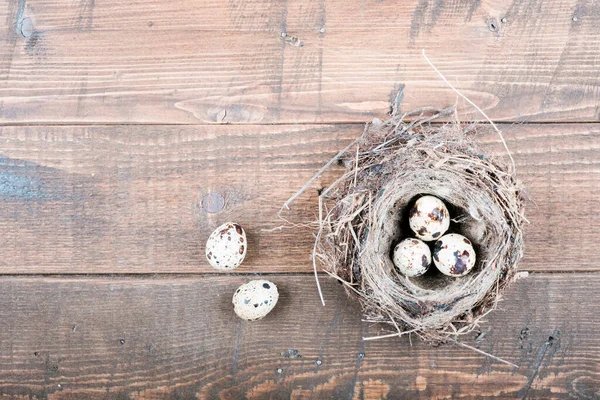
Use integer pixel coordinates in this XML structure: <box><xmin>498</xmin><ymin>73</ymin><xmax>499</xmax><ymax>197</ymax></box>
<box><xmin>348</xmin><ymin>326</ymin><xmax>367</xmax><ymax>399</ymax></box>
<box><xmin>14</xmin><ymin>0</ymin><xmax>27</xmax><ymax>34</ymax></box>
<box><xmin>519</xmin><ymin>328</ymin><xmax>561</xmax><ymax>399</ymax></box>
<box><xmin>1</xmin><ymin>0</ymin><xmax>29</xmax><ymax>118</ymax></box>
<box><xmin>273</xmin><ymin>0</ymin><xmax>288</xmax><ymax>120</ymax></box>
<box><xmin>74</xmin><ymin>0</ymin><xmax>95</xmax><ymax>30</ymax></box>
<box><xmin>409</xmin><ymin>0</ymin><xmax>445</xmax><ymax>43</ymax></box>
<box><xmin>317</xmin><ymin>0</ymin><xmax>325</xmax><ymax>118</ymax></box>
<box><xmin>174</xmin><ymin>101</ymin><xmax>266</xmax><ymax>123</ymax></box>
<box><xmin>389</xmin><ymin>84</ymin><xmax>405</xmax><ymax>115</ymax></box>
<box><xmin>464</xmin><ymin>0</ymin><xmax>480</xmax><ymax>22</ymax></box>
<box><xmin>76</xmin><ymin>73</ymin><xmax>89</xmax><ymax>117</ymax></box>
<box><xmin>231</xmin><ymin>321</ymin><xmax>243</xmax><ymax>375</ymax></box>
<box><xmin>24</xmin><ymin>30</ymin><xmax>46</xmax><ymax>58</ymax></box>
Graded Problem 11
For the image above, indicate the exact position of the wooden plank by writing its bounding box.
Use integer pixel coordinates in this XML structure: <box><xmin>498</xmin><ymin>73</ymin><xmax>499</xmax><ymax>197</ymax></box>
<box><xmin>1</xmin><ymin>0</ymin><xmax>600</xmax><ymax>123</ymax></box>
<box><xmin>480</xmin><ymin>124</ymin><xmax>600</xmax><ymax>273</ymax></box>
<box><xmin>6</xmin><ymin>0</ymin><xmax>290</xmax><ymax>32</ymax></box>
<box><xmin>0</xmin><ymin>123</ymin><xmax>597</xmax><ymax>274</ymax></box>
<box><xmin>0</xmin><ymin>0</ymin><xmax>580</xmax><ymax>33</ymax></box>
<box><xmin>0</xmin><ymin>123</ymin><xmax>351</xmax><ymax>273</ymax></box>
<box><xmin>0</xmin><ymin>273</ymin><xmax>597</xmax><ymax>398</ymax></box>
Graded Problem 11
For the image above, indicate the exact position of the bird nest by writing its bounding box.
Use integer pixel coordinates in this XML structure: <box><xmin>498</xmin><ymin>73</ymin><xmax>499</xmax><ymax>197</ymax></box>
<box><xmin>312</xmin><ymin>106</ymin><xmax>526</xmax><ymax>343</ymax></box>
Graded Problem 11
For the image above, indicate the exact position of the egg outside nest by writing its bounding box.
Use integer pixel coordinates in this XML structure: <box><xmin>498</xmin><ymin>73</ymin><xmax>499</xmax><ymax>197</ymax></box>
<box><xmin>232</xmin><ymin>280</ymin><xmax>279</xmax><ymax>321</ymax></box>
<box><xmin>205</xmin><ymin>222</ymin><xmax>247</xmax><ymax>270</ymax></box>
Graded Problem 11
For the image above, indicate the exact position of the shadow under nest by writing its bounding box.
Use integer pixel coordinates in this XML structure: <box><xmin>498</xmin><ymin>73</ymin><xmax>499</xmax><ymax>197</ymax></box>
<box><xmin>313</xmin><ymin>105</ymin><xmax>526</xmax><ymax>343</ymax></box>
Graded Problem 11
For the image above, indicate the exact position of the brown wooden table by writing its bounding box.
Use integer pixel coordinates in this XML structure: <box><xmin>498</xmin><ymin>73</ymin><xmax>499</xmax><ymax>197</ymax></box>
<box><xmin>0</xmin><ymin>0</ymin><xmax>599</xmax><ymax>398</ymax></box>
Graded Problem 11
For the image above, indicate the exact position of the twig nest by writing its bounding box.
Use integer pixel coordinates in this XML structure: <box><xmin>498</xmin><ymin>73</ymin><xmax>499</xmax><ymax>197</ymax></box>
<box><xmin>206</xmin><ymin>222</ymin><xmax>247</xmax><ymax>270</ymax></box>
<box><xmin>392</xmin><ymin>238</ymin><xmax>431</xmax><ymax>277</ymax></box>
<box><xmin>232</xmin><ymin>280</ymin><xmax>279</xmax><ymax>321</ymax></box>
<box><xmin>409</xmin><ymin>195</ymin><xmax>450</xmax><ymax>241</ymax></box>
<box><xmin>313</xmin><ymin>106</ymin><xmax>525</xmax><ymax>342</ymax></box>
<box><xmin>433</xmin><ymin>234</ymin><xmax>476</xmax><ymax>277</ymax></box>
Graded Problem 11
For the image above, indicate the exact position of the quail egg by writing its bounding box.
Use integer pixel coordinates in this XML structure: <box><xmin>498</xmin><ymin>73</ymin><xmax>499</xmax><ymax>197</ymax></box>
<box><xmin>409</xmin><ymin>195</ymin><xmax>450</xmax><ymax>241</ymax></box>
<box><xmin>433</xmin><ymin>233</ymin><xmax>476</xmax><ymax>277</ymax></box>
<box><xmin>232</xmin><ymin>280</ymin><xmax>279</xmax><ymax>321</ymax></box>
<box><xmin>392</xmin><ymin>238</ymin><xmax>431</xmax><ymax>277</ymax></box>
<box><xmin>205</xmin><ymin>222</ymin><xmax>247</xmax><ymax>270</ymax></box>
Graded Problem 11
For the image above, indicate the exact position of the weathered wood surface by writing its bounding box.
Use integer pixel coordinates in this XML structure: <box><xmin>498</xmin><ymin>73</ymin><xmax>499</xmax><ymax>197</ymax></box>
<box><xmin>0</xmin><ymin>123</ymin><xmax>596</xmax><ymax>274</ymax></box>
<box><xmin>0</xmin><ymin>274</ymin><xmax>596</xmax><ymax>399</ymax></box>
<box><xmin>1</xmin><ymin>0</ymin><xmax>600</xmax><ymax>124</ymax></box>
<box><xmin>1</xmin><ymin>0</ymin><xmax>599</xmax><ymax>397</ymax></box>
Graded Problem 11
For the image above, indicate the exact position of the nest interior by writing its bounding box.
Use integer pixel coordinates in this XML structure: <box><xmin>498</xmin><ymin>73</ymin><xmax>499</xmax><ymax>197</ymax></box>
<box><xmin>314</xmin><ymin>106</ymin><xmax>525</xmax><ymax>342</ymax></box>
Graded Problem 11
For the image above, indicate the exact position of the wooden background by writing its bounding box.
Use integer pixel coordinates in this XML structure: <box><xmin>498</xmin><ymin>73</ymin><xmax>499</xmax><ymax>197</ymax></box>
<box><xmin>0</xmin><ymin>0</ymin><xmax>599</xmax><ymax>398</ymax></box>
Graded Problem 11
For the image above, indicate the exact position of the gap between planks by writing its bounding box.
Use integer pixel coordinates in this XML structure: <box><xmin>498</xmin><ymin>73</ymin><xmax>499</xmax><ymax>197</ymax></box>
<box><xmin>0</xmin><ymin>270</ymin><xmax>595</xmax><ymax>279</ymax></box>
<box><xmin>0</xmin><ymin>121</ymin><xmax>599</xmax><ymax>128</ymax></box>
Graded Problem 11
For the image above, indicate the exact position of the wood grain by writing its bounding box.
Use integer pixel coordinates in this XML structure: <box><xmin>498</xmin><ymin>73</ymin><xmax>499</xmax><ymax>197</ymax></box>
<box><xmin>0</xmin><ymin>2</ymin><xmax>598</xmax><ymax>398</ymax></box>
<box><xmin>0</xmin><ymin>273</ymin><xmax>597</xmax><ymax>399</ymax></box>
<box><xmin>1</xmin><ymin>0</ymin><xmax>600</xmax><ymax>124</ymax></box>
<box><xmin>0</xmin><ymin>123</ymin><xmax>597</xmax><ymax>274</ymax></box>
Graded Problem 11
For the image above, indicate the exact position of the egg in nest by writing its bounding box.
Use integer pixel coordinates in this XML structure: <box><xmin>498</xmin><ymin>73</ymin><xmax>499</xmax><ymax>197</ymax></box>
<box><xmin>392</xmin><ymin>238</ymin><xmax>431</xmax><ymax>277</ymax></box>
<box><xmin>408</xmin><ymin>195</ymin><xmax>450</xmax><ymax>241</ymax></box>
<box><xmin>433</xmin><ymin>233</ymin><xmax>476</xmax><ymax>277</ymax></box>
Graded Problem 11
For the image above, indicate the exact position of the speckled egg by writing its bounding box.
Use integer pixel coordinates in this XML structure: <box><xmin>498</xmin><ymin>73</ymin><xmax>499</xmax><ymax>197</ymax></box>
<box><xmin>232</xmin><ymin>280</ymin><xmax>279</xmax><ymax>321</ymax></box>
<box><xmin>205</xmin><ymin>222</ymin><xmax>247</xmax><ymax>270</ymax></box>
<box><xmin>408</xmin><ymin>195</ymin><xmax>450</xmax><ymax>241</ymax></box>
<box><xmin>433</xmin><ymin>233</ymin><xmax>476</xmax><ymax>277</ymax></box>
<box><xmin>392</xmin><ymin>238</ymin><xmax>431</xmax><ymax>277</ymax></box>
